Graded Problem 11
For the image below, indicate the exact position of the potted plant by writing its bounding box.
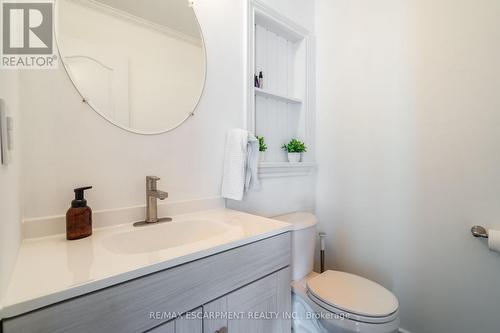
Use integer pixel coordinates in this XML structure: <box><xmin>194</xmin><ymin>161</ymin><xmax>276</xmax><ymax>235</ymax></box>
<box><xmin>257</xmin><ymin>136</ymin><xmax>267</xmax><ymax>162</ymax></box>
<box><xmin>282</xmin><ymin>139</ymin><xmax>307</xmax><ymax>163</ymax></box>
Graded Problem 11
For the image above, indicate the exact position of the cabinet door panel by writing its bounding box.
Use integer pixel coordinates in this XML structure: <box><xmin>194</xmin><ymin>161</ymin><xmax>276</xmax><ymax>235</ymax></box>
<box><xmin>203</xmin><ymin>297</ymin><xmax>228</xmax><ymax>333</ymax></box>
<box><xmin>175</xmin><ymin>308</ymin><xmax>202</xmax><ymax>333</ymax></box>
<box><xmin>203</xmin><ymin>268</ymin><xmax>291</xmax><ymax>333</ymax></box>
<box><xmin>227</xmin><ymin>273</ymin><xmax>278</xmax><ymax>333</ymax></box>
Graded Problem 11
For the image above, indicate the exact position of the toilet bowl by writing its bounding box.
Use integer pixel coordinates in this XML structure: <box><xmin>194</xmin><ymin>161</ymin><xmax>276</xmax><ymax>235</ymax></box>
<box><xmin>273</xmin><ymin>212</ymin><xmax>400</xmax><ymax>333</ymax></box>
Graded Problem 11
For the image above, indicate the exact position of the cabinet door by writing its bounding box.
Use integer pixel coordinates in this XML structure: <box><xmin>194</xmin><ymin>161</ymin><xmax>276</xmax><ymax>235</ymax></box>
<box><xmin>175</xmin><ymin>308</ymin><xmax>202</xmax><ymax>333</ymax></box>
<box><xmin>149</xmin><ymin>308</ymin><xmax>202</xmax><ymax>333</ymax></box>
<box><xmin>203</xmin><ymin>297</ymin><xmax>228</xmax><ymax>333</ymax></box>
<box><xmin>203</xmin><ymin>268</ymin><xmax>291</xmax><ymax>333</ymax></box>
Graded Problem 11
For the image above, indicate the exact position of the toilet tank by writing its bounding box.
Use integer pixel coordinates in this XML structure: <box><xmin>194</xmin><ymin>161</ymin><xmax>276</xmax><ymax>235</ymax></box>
<box><xmin>273</xmin><ymin>212</ymin><xmax>318</xmax><ymax>281</ymax></box>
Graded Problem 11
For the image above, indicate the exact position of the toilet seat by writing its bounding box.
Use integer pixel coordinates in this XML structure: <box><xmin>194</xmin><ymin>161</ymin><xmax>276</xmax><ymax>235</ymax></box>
<box><xmin>306</xmin><ymin>270</ymin><xmax>399</xmax><ymax>324</ymax></box>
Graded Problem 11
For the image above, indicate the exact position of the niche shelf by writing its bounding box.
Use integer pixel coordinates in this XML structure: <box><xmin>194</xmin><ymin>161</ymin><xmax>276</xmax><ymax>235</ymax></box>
<box><xmin>254</xmin><ymin>88</ymin><xmax>302</xmax><ymax>104</ymax></box>
<box><xmin>258</xmin><ymin>162</ymin><xmax>316</xmax><ymax>178</ymax></box>
<box><xmin>248</xmin><ymin>0</ymin><xmax>315</xmax><ymax>177</ymax></box>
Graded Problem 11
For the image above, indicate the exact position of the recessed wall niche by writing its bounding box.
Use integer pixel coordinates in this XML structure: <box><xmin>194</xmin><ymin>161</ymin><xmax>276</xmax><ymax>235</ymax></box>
<box><xmin>247</xmin><ymin>1</ymin><xmax>315</xmax><ymax>177</ymax></box>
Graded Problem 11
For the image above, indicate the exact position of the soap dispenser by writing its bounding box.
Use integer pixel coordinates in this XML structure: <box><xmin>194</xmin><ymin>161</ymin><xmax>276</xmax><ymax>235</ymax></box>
<box><xmin>66</xmin><ymin>186</ymin><xmax>93</xmax><ymax>240</ymax></box>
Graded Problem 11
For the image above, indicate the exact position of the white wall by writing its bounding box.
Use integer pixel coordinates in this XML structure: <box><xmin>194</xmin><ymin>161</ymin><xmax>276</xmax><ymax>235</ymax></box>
<box><xmin>316</xmin><ymin>0</ymin><xmax>500</xmax><ymax>332</ymax></box>
<box><xmin>0</xmin><ymin>71</ymin><xmax>22</xmax><ymax>299</ymax></box>
<box><xmin>20</xmin><ymin>0</ymin><xmax>316</xmax><ymax>221</ymax></box>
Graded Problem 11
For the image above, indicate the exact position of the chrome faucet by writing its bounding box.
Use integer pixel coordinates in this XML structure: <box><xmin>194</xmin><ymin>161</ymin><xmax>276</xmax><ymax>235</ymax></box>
<box><xmin>134</xmin><ymin>176</ymin><xmax>171</xmax><ymax>227</ymax></box>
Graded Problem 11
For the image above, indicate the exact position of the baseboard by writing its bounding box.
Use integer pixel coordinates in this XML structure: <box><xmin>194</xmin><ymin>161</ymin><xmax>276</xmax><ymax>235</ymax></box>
<box><xmin>22</xmin><ymin>196</ymin><xmax>225</xmax><ymax>239</ymax></box>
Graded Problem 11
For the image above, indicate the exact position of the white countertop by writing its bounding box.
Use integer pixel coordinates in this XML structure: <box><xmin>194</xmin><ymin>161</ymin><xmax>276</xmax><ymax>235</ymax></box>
<box><xmin>0</xmin><ymin>209</ymin><xmax>291</xmax><ymax>319</ymax></box>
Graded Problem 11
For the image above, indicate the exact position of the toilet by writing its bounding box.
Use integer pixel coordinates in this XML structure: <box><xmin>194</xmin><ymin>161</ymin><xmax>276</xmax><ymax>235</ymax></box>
<box><xmin>273</xmin><ymin>212</ymin><xmax>400</xmax><ymax>333</ymax></box>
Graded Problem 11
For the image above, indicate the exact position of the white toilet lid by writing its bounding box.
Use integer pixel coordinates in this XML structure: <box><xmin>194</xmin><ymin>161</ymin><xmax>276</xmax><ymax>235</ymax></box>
<box><xmin>306</xmin><ymin>270</ymin><xmax>399</xmax><ymax>318</ymax></box>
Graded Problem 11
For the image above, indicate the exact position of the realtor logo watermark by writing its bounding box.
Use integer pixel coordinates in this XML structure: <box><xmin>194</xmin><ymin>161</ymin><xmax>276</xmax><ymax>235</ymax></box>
<box><xmin>1</xmin><ymin>0</ymin><xmax>57</xmax><ymax>69</ymax></box>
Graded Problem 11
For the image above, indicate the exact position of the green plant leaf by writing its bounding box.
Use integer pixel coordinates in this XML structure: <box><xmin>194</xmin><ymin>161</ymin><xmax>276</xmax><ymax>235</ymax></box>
<box><xmin>281</xmin><ymin>138</ymin><xmax>307</xmax><ymax>153</ymax></box>
<box><xmin>256</xmin><ymin>136</ymin><xmax>267</xmax><ymax>152</ymax></box>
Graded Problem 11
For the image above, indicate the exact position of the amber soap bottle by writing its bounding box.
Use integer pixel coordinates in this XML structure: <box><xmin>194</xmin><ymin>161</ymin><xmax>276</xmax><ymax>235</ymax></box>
<box><xmin>66</xmin><ymin>186</ymin><xmax>93</xmax><ymax>240</ymax></box>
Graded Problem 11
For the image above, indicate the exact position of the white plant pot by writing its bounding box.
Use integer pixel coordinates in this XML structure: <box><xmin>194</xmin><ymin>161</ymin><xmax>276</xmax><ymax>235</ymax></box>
<box><xmin>260</xmin><ymin>151</ymin><xmax>266</xmax><ymax>163</ymax></box>
<box><xmin>287</xmin><ymin>152</ymin><xmax>302</xmax><ymax>163</ymax></box>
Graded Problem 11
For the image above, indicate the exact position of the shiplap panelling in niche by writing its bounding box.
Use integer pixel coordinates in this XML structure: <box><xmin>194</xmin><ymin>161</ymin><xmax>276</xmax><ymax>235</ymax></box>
<box><xmin>254</xmin><ymin>25</ymin><xmax>303</xmax><ymax>162</ymax></box>
<box><xmin>256</xmin><ymin>97</ymin><xmax>295</xmax><ymax>162</ymax></box>
<box><xmin>255</xmin><ymin>25</ymin><xmax>296</xmax><ymax>97</ymax></box>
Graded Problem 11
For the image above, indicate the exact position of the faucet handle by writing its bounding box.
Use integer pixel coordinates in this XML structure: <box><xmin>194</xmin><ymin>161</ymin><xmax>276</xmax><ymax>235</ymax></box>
<box><xmin>146</xmin><ymin>176</ymin><xmax>160</xmax><ymax>190</ymax></box>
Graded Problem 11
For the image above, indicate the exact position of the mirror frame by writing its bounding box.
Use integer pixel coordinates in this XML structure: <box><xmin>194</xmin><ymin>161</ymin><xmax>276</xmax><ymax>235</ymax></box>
<box><xmin>54</xmin><ymin>0</ymin><xmax>207</xmax><ymax>135</ymax></box>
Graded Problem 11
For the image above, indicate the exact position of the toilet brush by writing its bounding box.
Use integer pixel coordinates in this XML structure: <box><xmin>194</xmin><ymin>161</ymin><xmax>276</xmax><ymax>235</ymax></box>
<box><xmin>319</xmin><ymin>233</ymin><xmax>326</xmax><ymax>273</ymax></box>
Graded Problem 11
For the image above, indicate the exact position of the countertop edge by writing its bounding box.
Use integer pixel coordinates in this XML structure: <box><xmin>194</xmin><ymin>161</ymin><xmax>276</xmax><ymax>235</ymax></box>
<box><xmin>0</xmin><ymin>225</ymin><xmax>291</xmax><ymax>319</ymax></box>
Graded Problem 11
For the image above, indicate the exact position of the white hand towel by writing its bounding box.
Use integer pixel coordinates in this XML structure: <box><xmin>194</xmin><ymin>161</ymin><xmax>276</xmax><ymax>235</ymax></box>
<box><xmin>222</xmin><ymin>129</ymin><xmax>260</xmax><ymax>201</ymax></box>
<box><xmin>245</xmin><ymin>134</ymin><xmax>260</xmax><ymax>192</ymax></box>
<box><xmin>222</xmin><ymin>129</ymin><xmax>249</xmax><ymax>201</ymax></box>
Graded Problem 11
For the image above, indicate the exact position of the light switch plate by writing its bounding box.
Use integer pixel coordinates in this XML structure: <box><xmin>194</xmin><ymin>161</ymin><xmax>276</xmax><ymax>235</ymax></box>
<box><xmin>0</xmin><ymin>98</ymin><xmax>9</xmax><ymax>165</ymax></box>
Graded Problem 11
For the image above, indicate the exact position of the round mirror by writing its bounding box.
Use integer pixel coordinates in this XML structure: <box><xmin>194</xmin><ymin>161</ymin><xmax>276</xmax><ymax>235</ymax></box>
<box><xmin>56</xmin><ymin>0</ymin><xmax>206</xmax><ymax>134</ymax></box>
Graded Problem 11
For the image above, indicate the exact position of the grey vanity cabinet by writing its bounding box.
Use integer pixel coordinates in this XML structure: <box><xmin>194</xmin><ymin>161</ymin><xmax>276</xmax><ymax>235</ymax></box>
<box><xmin>2</xmin><ymin>233</ymin><xmax>291</xmax><ymax>333</ymax></box>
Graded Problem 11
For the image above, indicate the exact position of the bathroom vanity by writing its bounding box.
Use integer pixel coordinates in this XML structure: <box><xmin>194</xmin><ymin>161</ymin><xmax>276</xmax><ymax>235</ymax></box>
<box><xmin>0</xmin><ymin>209</ymin><xmax>292</xmax><ymax>333</ymax></box>
<box><xmin>0</xmin><ymin>1</ymin><xmax>295</xmax><ymax>331</ymax></box>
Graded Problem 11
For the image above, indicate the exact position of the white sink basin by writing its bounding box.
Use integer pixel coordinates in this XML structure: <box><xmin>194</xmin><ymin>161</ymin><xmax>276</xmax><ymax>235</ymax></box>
<box><xmin>103</xmin><ymin>219</ymin><xmax>234</xmax><ymax>254</ymax></box>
